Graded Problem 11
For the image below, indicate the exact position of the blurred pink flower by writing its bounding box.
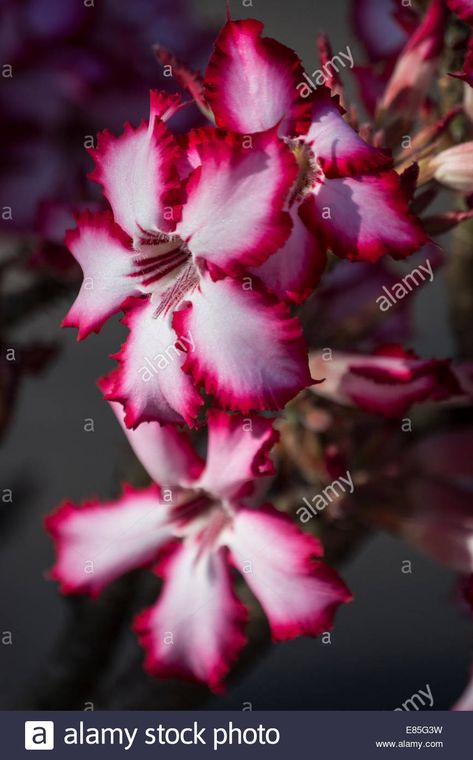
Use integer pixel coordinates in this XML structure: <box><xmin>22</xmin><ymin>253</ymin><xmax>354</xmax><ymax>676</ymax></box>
<box><xmin>61</xmin><ymin>15</ymin><xmax>432</xmax><ymax>428</ymax></box>
<box><xmin>379</xmin><ymin>0</ymin><xmax>446</xmax><ymax>127</ymax></box>
<box><xmin>309</xmin><ymin>345</ymin><xmax>461</xmax><ymax>418</ymax></box>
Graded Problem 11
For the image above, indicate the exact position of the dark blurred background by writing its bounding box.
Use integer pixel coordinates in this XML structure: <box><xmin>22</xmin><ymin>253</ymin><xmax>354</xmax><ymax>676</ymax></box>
<box><xmin>0</xmin><ymin>0</ymin><xmax>470</xmax><ymax>710</ymax></box>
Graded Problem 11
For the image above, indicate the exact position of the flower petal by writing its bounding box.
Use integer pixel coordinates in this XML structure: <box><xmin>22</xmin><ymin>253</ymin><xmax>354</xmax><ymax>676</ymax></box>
<box><xmin>204</xmin><ymin>18</ymin><xmax>309</xmax><ymax>134</ymax></box>
<box><xmin>250</xmin><ymin>204</ymin><xmax>327</xmax><ymax>304</ymax></box>
<box><xmin>134</xmin><ymin>540</ymin><xmax>247</xmax><ymax>692</ymax></box>
<box><xmin>45</xmin><ymin>485</ymin><xmax>171</xmax><ymax>596</ymax></box>
<box><xmin>153</xmin><ymin>46</ymin><xmax>212</xmax><ymax>119</ymax></box>
<box><xmin>148</xmin><ymin>90</ymin><xmax>183</xmax><ymax>123</ymax></box>
<box><xmin>225</xmin><ymin>506</ymin><xmax>352</xmax><ymax>641</ymax></box>
<box><xmin>316</xmin><ymin>34</ymin><xmax>345</xmax><ymax>97</ymax></box>
<box><xmin>300</xmin><ymin>172</ymin><xmax>427</xmax><ymax>262</ymax></box>
<box><xmin>447</xmin><ymin>0</ymin><xmax>473</xmax><ymax>25</ymax></box>
<box><xmin>379</xmin><ymin>0</ymin><xmax>446</xmax><ymax>121</ymax></box>
<box><xmin>196</xmin><ymin>410</ymin><xmax>278</xmax><ymax>501</ymax></box>
<box><xmin>176</xmin><ymin>129</ymin><xmax>297</xmax><ymax>277</ymax></box>
<box><xmin>102</xmin><ymin>396</ymin><xmax>205</xmax><ymax>488</ymax></box>
<box><xmin>103</xmin><ymin>298</ymin><xmax>204</xmax><ymax>428</ymax></box>
<box><xmin>300</xmin><ymin>89</ymin><xmax>391</xmax><ymax>178</ymax></box>
<box><xmin>88</xmin><ymin>92</ymin><xmax>181</xmax><ymax>242</ymax></box>
<box><xmin>172</xmin><ymin>274</ymin><xmax>312</xmax><ymax>413</ymax></box>
<box><xmin>309</xmin><ymin>347</ymin><xmax>461</xmax><ymax>418</ymax></box>
<box><xmin>62</xmin><ymin>211</ymin><xmax>138</xmax><ymax>340</ymax></box>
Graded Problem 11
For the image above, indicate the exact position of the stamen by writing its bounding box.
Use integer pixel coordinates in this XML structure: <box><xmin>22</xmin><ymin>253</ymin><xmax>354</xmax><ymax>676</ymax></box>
<box><xmin>171</xmin><ymin>491</ymin><xmax>214</xmax><ymax>525</ymax></box>
<box><xmin>129</xmin><ymin>232</ymin><xmax>193</xmax><ymax>300</ymax></box>
<box><xmin>287</xmin><ymin>138</ymin><xmax>321</xmax><ymax>203</ymax></box>
<box><xmin>195</xmin><ymin>509</ymin><xmax>231</xmax><ymax>560</ymax></box>
<box><xmin>153</xmin><ymin>261</ymin><xmax>199</xmax><ymax>318</ymax></box>
<box><xmin>131</xmin><ymin>248</ymin><xmax>183</xmax><ymax>271</ymax></box>
<box><xmin>130</xmin><ymin>248</ymin><xmax>189</xmax><ymax>283</ymax></box>
<box><xmin>136</xmin><ymin>224</ymin><xmax>177</xmax><ymax>248</ymax></box>
<box><xmin>141</xmin><ymin>253</ymin><xmax>189</xmax><ymax>287</ymax></box>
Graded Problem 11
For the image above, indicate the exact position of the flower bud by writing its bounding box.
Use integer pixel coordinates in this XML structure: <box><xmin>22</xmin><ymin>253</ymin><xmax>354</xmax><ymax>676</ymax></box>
<box><xmin>430</xmin><ymin>142</ymin><xmax>473</xmax><ymax>192</ymax></box>
<box><xmin>378</xmin><ymin>0</ymin><xmax>446</xmax><ymax>134</ymax></box>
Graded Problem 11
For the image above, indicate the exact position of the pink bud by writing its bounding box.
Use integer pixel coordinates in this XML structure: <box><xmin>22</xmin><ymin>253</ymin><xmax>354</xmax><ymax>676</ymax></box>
<box><xmin>379</xmin><ymin>0</ymin><xmax>446</xmax><ymax>122</ymax></box>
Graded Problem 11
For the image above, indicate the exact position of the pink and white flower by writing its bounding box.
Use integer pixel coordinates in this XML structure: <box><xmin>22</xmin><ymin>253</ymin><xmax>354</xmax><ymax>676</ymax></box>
<box><xmin>63</xmin><ymin>16</ymin><xmax>428</xmax><ymax>428</ymax></box>
<box><xmin>64</xmin><ymin>91</ymin><xmax>312</xmax><ymax>426</ymax></box>
<box><xmin>309</xmin><ymin>345</ymin><xmax>461</xmax><ymax>418</ymax></box>
<box><xmin>200</xmin><ymin>17</ymin><xmax>427</xmax><ymax>264</ymax></box>
<box><xmin>46</xmin><ymin>405</ymin><xmax>351</xmax><ymax>691</ymax></box>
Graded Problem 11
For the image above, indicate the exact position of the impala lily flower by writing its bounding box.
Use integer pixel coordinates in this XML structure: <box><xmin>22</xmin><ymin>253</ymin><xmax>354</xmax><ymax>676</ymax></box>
<box><xmin>64</xmin><ymin>90</ymin><xmax>312</xmax><ymax>426</ymax></box>
<box><xmin>46</xmin><ymin>406</ymin><xmax>351</xmax><ymax>691</ymax></box>
<box><xmin>199</xmin><ymin>17</ymin><xmax>427</xmax><ymax>266</ymax></box>
<box><xmin>309</xmin><ymin>345</ymin><xmax>461</xmax><ymax>418</ymax></box>
<box><xmin>63</xmin><ymin>16</ymin><xmax>429</xmax><ymax>428</ymax></box>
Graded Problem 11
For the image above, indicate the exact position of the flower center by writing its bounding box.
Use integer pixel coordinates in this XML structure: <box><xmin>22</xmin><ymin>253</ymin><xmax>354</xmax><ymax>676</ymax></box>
<box><xmin>129</xmin><ymin>232</ymin><xmax>199</xmax><ymax>316</ymax></box>
<box><xmin>169</xmin><ymin>490</ymin><xmax>233</xmax><ymax>554</ymax></box>
<box><xmin>288</xmin><ymin>138</ymin><xmax>322</xmax><ymax>203</ymax></box>
<box><xmin>130</xmin><ymin>234</ymin><xmax>190</xmax><ymax>291</ymax></box>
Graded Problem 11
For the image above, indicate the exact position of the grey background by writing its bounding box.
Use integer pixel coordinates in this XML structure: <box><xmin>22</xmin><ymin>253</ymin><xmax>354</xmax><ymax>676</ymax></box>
<box><xmin>0</xmin><ymin>0</ymin><xmax>471</xmax><ymax>710</ymax></box>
